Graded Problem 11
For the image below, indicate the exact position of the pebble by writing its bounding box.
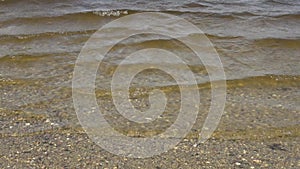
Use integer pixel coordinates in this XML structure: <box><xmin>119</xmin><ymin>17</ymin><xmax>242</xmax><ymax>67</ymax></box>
<box><xmin>235</xmin><ymin>162</ymin><xmax>241</xmax><ymax>166</ymax></box>
<box><xmin>50</xmin><ymin>122</ymin><xmax>59</xmax><ymax>126</ymax></box>
<box><xmin>253</xmin><ymin>159</ymin><xmax>261</xmax><ymax>163</ymax></box>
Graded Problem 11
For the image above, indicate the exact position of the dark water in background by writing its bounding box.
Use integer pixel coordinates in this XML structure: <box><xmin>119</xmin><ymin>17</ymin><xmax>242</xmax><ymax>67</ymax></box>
<box><xmin>0</xmin><ymin>0</ymin><xmax>299</xmax><ymax>129</ymax></box>
<box><xmin>0</xmin><ymin>0</ymin><xmax>299</xmax><ymax>75</ymax></box>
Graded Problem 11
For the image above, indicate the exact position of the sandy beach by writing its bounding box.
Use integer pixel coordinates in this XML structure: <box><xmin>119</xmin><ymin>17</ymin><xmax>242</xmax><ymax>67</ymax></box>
<box><xmin>1</xmin><ymin>75</ymin><xmax>299</xmax><ymax>168</ymax></box>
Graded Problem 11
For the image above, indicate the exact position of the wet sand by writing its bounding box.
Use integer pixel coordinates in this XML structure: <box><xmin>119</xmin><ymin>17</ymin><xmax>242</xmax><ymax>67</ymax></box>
<box><xmin>1</xmin><ymin>75</ymin><xmax>299</xmax><ymax>168</ymax></box>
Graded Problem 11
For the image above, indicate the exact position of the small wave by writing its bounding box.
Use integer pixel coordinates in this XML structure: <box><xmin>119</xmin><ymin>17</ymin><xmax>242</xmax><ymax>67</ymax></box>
<box><xmin>0</xmin><ymin>9</ymin><xmax>131</xmax><ymax>22</ymax></box>
<box><xmin>92</xmin><ymin>10</ymin><xmax>128</xmax><ymax>17</ymax></box>
<box><xmin>0</xmin><ymin>29</ymin><xmax>95</xmax><ymax>40</ymax></box>
<box><xmin>205</xmin><ymin>33</ymin><xmax>243</xmax><ymax>39</ymax></box>
<box><xmin>273</xmin><ymin>13</ymin><xmax>300</xmax><ymax>19</ymax></box>
<box><xmin>182</xmin><ymin>2</ymin><xmax>210</xmax><ymax>8</ymax></box>
<box><xmin>252</xmin><ymin>38</ymin><xmax>300</xmax><ymax>48</ymax></box>
<box><xmin>267</xmin><ymin>0</ymin><xmax>300</xmax><ymax>6</ymax></box>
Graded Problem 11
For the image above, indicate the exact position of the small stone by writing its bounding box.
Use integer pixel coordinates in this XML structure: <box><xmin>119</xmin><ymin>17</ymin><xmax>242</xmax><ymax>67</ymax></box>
<box><xmin>50</xmin><ymin>123</ymin><xmax>58</xmax><ymax>126</ymax></box>
<box><xmin>253</xmin><ymin>159</ymin><xmax>261</xmax><ymax>163</ymax></box>
<box><xmin>145</xmin><ymin>117</ymin><xmax>152</xmax><ymax>121</ymax></box>
<box><xmin>235</xmin><ymin>162</ymin><xmax>241</xmax><ymax>166</ymax></box>
<box><xmin>25</xmin><ymin>123</ymin><xmax>30</xmax><ymax>126</ymax></box>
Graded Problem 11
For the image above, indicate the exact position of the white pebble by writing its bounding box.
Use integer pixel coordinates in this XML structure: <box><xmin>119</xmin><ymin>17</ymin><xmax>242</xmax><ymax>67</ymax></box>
<box><xmin>235</xmin><ymin>162</ymin><xmax>241</xmax><ymax>166</ymax></box>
